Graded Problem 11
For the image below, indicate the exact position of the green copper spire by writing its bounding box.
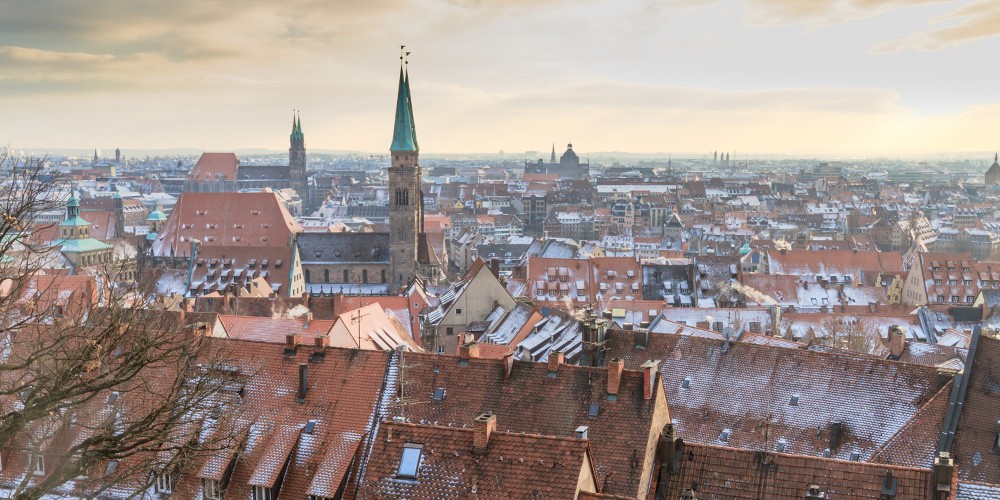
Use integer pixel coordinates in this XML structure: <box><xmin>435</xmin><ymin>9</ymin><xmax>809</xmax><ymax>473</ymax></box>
<box><xmin>290</xmin><ymin>111</ymin><xmax>304</xmax><ymax>142</ymax></box>
<box><xmin>390</xmin><ymin>66</ymin><xmax>418</xmax><ymax>152</ymax></box>
<box><xmin>405</xmin><ymin>68</ymin><xmax>418</xmax><ymax>149</ymax></box>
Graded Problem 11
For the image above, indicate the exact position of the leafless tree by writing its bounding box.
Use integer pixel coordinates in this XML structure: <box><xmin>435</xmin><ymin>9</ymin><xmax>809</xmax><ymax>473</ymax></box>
<box><xmin>0</xmin><ymin>150</ymin><xmax>245</xmax><ymax>499</ymax></box>
<box><xmin>816</xmin><ymin>316</ymin><xmax>883</xmax><ymax>355</ymax></box>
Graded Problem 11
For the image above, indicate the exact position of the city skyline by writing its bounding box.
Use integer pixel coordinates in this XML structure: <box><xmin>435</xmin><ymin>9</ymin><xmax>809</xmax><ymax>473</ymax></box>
<box><xmin>1</xmin><ymin>0</ymin><xmax>998</xmax><ymax>155</ymax></box>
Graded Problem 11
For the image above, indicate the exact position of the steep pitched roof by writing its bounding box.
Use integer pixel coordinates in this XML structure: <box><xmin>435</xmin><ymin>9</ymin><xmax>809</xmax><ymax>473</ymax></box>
<box><xmin>151</xmin><ymin>191</ymin><xmax>302</xmax><ymax>257</ymax></box>
<box><xmin>662</xmin><ymin>442</ymin><xmax>932</xmax><ymax>499</ymax></box>
<box><xmin>383</xmin><ymin>350</ymin><xmax>667</xmax><ymax>498</ymax></box>
<box><xmin>297</xmin><ymin>232</ymin><xmax>389</xmax><ymax>264</ymax></box>
<box><xmin>390</xmin><ymin>67</ymin><xmax>418</xmax><ymax>152</ymax></box>
<box><xmin>187</xmin><ymin>152</ymin><xmax>240</xmax><ymax>182</ymax></box>
<box><xmin>358</xmin><ymin>421</ymin><xmax>596</xmax><ymax>499</ymax></box>
<box><xmin>952</xmin><ymin>333</ymin><xmax>1000</xmax><ymax>483</ymax></box>
<box><xmin>605</xmin><ymin>329</ymin><xmax>945</xmax><ymax>462</ymax></box>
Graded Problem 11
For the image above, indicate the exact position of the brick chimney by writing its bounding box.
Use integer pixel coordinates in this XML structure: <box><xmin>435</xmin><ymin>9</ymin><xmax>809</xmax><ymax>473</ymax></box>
<box><xmin>459</xmin><ymin>342</ymin><xmax>480</xmax><ymax>363</ymax></box>
<box><xmin>547</xmin><ymin>351</ymin><xmax>564</xmax><ymax>374</ymax></box>
<box><xmin>285</xmin><ymin>333</ymin><xmax>301</xmax><ymax>356</ymax></box>
<box><xmin>607</xmin><ymin>357</ymin><xmax>624</xmax><ymax>396</ymax></box>
<box><xmin>640</xmin><ymin>359</ymin><xmax>661</xmax><ymax>400</ymax></box>
<box><xmin>887</xmin><ymin>325</ymin><xmax>906</xmax><ymax>360</ymax></box>
<box><xmin>473</xmin><ymin>413</ymin><xmax>496</xmax><ymax>454</ymax></box>
<box><xmin>932</xmin><ymin>452</ymin><xmax>954</xmax><ymax>499</ymax></box>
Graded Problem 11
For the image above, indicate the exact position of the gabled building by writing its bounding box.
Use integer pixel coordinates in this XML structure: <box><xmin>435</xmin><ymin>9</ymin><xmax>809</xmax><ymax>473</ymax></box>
<box><xmin>425</xmin><ymin>258</ymin><xmax>516</xmax><ymax>354</ymax></box>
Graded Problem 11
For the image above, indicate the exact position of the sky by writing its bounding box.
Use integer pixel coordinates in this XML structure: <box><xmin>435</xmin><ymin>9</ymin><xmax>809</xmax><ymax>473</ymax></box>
<box><xmin>1</xmin><ymin>0</ymin><xmax>998</xmax><ymax>157</ymax></box>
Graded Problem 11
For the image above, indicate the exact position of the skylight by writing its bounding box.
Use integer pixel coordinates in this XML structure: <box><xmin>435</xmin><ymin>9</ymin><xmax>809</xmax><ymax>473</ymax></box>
<box><xmin>789</xmin><ymin>394</ymin><xmax>799</xmax><ymax>406</ymax></box>
<box><xmin>397</xmin><ymin>444</ymin><xmax>423</xmax><ymax>479</ymax></box>
<box><xmin>432</xmin><ymin>388</ymin><xmax>445</xmax><ymax>401</ymax></box>
<box><xmin>588</xmin><ymin>402</ymin><xmax>600</xmax><ymax>419</ymax></box>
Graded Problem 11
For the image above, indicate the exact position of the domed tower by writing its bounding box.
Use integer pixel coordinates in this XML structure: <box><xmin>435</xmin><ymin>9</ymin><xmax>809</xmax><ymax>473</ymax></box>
<box><xmin>986</xmin><ymin>153</ymin><xmax>1000</xmax><ymax>186</ymax></box>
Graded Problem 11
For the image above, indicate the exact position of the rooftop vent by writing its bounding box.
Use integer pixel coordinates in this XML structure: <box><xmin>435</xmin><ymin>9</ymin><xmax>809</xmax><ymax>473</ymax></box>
<box><xmin>775</xmin><ymin>438</ymin><xmax>788</xmax><ymax>452</ymax></box>
<box><xmin>575</xmin><ymin>426</ymin><xmax>588</xmax><ymax>440</ymax></box>
<box><xmin>681</xmin><ymin>376</ymin><xmax>691</xmax><ymax>389</ymax></box>
<box><xmin>719</xmin><ymin>428</ymin><xmax>731</xmax><ymax>442</ymax></box>
<box><xmin>789</xmin><ymin>394</ymin><xmax>799</xmax><ymax>406</ymax></box>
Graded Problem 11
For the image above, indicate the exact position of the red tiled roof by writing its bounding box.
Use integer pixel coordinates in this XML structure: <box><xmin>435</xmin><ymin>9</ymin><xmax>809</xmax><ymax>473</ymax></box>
<box><xmin>952</xmin><ymin>333</ymin><xmax>1000</xmax><ymax>483</ymax></box>
<box><xmin>383</xmin><ymin>350</ymin><xmax>669</xmax><ymax>498</ymax></box>
<box><xmin>871</xmin><ymin>379</ymin><xmax>953</xmax><ymax>469</ymax></box>
<box><xmin>219</xmin><ymin>314</ymin><xmax>334</xmax><ymax>343</ymax></box>
<box><xmin>188</xmin><ymin>152</ymin><xmax>239</xmax><ymax>182</ymax></box>
<box><xmin>662</xmin><ymin>442</ymin><xmax>932</xmax><ymax>499</ymax></box>
<box><xmin>358</xmin><ymin>421</ymin><xmax>596</xmax><ymax>499</ymax></box>
<box><xmin>151</xmin><ymin>191</ymin><xmax>302</xmax><ymax>257</ymax></box>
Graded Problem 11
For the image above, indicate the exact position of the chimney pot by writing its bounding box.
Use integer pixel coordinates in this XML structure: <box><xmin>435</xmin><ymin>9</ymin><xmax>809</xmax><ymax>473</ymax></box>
<box><xmin>473</xmin><ymin>413</ymin><xmax>496</xmax><ymax>454</ymax></box>
<box><xmin>303</xmin><ymin>312</ymin><xmax>313</xmax><ymax>328</ymax></box>
<box><xmin>607</xmin><ymin>358</ymin><xmax>624</xmax><ymax>396</ymax></box>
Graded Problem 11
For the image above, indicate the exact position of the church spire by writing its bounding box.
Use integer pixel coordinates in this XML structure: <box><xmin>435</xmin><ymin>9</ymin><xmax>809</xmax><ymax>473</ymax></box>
<box><xmin>391</xmin><ymin>61</ymin><xmax>418</xmax><ymax>152</ymax></box>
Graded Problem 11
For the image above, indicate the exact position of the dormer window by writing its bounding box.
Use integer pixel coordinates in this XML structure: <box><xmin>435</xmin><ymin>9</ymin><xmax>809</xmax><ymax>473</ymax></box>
<box><xmin>253</xmin><ymin>486</ymin><xmax>273</xmax><ymax>500</ymax></box>
<box><xmin>397</xmin><ymin>443</ymin><xmax>423</xmax><ymax>479</ymax></box>
<box><xmin>203</xmin><ymin>478</ymin><xmax>221</xmax><ymax>500</ymax></box>
<box><xmin>154</xmin><ymin>471</ymin><xmax>172</xmax><ymax>494</ymax></box>
<box><xmin>31</xmin><ymin>454</ymin><xmax>44</xmax><ymax>476</ymax></box>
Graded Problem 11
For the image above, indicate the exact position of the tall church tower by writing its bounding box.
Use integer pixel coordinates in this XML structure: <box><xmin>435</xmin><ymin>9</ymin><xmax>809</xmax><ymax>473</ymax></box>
<box><xmin>388</xmin><ymin>66</ymin><xmax>422</xmax><ymax>287</ymax></box>
<box><xmin>289</xmin><ymin>111</ymin><xmax>307</xmax><ymax>194</ymax></box>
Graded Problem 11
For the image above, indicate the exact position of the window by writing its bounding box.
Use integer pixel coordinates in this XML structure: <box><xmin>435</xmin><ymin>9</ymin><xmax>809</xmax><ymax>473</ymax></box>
<box><xmin>31</xmin><ymin>454</ymin><xmax>44</xmax><ymax>476</ymax></box>
<box><xmin>446</xmin><ymin>327</ymin><xmax>454</xmax><ymax>336</ymax></box>
<box><xmin>397</xmin><ymin>444</ymin><xmax>423</xmax><ymax>478</ymax></box>
<box><xmin>382</xmin><ymin>270</ymin><xmax>387</xmax><ymax>283</ymax></box>
<box><xmin>324</xmin><ymin>269</ymin><xmax>329</xmax><ymax>283</ymax></box>
<box><xmin>154</xmin><ymin>472</ymin><xmax>171</xmax><ymax>494</ymax></box>
<box><xmin>203</xmin><ymin>478</ymin><xmax>221</xmax><ymax>500</ymax></box>
<box><xmin>362</xmin><ymin>269</ymin><xmax>368</xmax><ymax>284</ymax></box>
<box><xmin>951</xmin><ymin>296</ymin><xmax>959</xmax><ymax>303</ymax></box>
<box><xmin>934</xmin><ymin>279</ymin><xmax>942</xmax><ymax>286</ymax></box>
<box><xmin>455</xmin><ymin>308</ymin><xmax>462</xmax><ymax>315</ymax></box>
<box><xmin>343</xmin><ymin>270</ymin><xmax>349</xmax><ymax>283</ymax></box>
<box><xmin>253</xmin><ymin>486</ymin><xmax>273</xmax><ymax>500</ymax></box>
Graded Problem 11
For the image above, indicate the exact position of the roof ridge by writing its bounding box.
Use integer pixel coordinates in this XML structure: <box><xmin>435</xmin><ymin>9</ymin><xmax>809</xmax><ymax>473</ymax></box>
<box><xmin>684</xmin><ymin>441</ymin><xmax>933</xmax><ymax>472</ymax></box>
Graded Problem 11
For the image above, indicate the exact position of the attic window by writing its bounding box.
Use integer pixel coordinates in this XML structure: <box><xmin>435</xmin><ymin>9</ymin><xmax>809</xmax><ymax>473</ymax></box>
<box><xmin>775</xmin><ymin>439</ymin><xmax>787</xmax><ymax>452</ymax></box>
<box><xmin>432</xmin><ymin>388</ymin><xmax>445</xmax><ymax>401</ymax></box>
<box><xmin>719</xmin><ymin>429</ymin><xmax>731</xmax><ymax>442</ymax></box>
<box><xmin>681</xmin><ymin>377</ymin><xmax>691</xmax><ymax>389</ymax></box>
<box><xmin>789</xmin><ymin>394</ymin><xmax>799</xmax><ymax>406</ymax></box>
<box><xmin>588</xmin><ymin>402</ymin><xmax>600</xmax><ymax>419</ymax></box>
<box><xmin>397</xmin><ymin>443</ymin><xmax>423</xmax><ymax>479</ymax></box>
<box><xmin>850</xmin><ymin>452</ymin><xmax>861</xmax><ymax>461</ymax></box>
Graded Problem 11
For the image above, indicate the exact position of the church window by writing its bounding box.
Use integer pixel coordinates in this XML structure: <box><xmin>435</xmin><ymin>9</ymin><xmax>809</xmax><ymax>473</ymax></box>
<box><xmin>343</xmin><ymin>270</ymin><xmax>349</xmax><ymax>282</ymax></box>
<box><xmin>362</xmin><ymin>270</ymin><xmax>369</xmax><ymax>284</ymax></box>
<box><xmin>324</xmin><ymin>270</ymin><xmax>329</xmax><ymax>283</ymax></box>
<box><xmin>381</xmin><ymin>270</ymin><xmax>387</xmax><ymax>283</ymax></box>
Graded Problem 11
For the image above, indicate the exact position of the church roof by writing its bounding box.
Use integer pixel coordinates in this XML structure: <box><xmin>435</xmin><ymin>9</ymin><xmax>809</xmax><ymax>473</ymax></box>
<box><xmin>187</xmin><ymin>152</ymin><xmax>239</xmax><ymax>182</ymax></box>
<box><xmin>297</xmin><ymin>232</ymin><xmax>389</xmax><ymax>264</ymax></box>
<box><xmin>54</xmin><ymin>237</ymin><xmax>111</xmax><ymax>253</ymax></box>
<box><xmin>390</xmin><ymin>67</ymin><xmax>418</xmax><ymax>152</ymax></box>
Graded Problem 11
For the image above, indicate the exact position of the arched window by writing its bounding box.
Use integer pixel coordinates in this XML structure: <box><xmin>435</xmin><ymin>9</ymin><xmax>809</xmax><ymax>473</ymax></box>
<box><xmin>324</xmin><ymin>269</ymin><xmax>329</xmax><ymax>283</ymax></box>
<box><xmin>304</xmin><ymin>270</ymin><xmax>310</xmax><ymax>282</ymax></box>
<box><xmin>362</xmin><ymin>269</ymin><xmax>368</xmax><ymax>284</ymax></box>
<box><xmin>381</xmin><ymin>269</ymin><xmax>387</xmax><ymax>283</ymax></box>
<box><xmin>343</xmin><ymin>269</ymin><xmax>349</xmax><ymax>283</ymax></box>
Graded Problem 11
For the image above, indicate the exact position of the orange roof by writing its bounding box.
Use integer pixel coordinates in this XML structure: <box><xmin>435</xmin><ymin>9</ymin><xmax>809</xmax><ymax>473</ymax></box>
<box><xmin>188</xmin><ymin>152</ymin><xmax>239</xmax><ymax>182</ymax></box>
<box><xmin>151</xmin><ymin>191</ymin><xmax>302</xmax><ymax>257</ymax></box>
<box><xmin>219</xmin><ymin>315</ymin><xmax>334</xmax><ymax>343</ymax></box>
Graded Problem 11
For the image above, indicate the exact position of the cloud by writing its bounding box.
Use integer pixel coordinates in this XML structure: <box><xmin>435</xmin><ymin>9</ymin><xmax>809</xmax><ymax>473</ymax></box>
<box><xmin>670</xmin><ymin>0</ymin><xmax>948</xmax><ymax>27</ymax></box>
<box><xmin>0</xmin><ymin>46</ymin><xmax>115</xmax><ymax>63</ymax></box>
<box><xmin>871</xmin><ymin>0</ymin><xmax>1000</xmax><ymax>52</ymax></box>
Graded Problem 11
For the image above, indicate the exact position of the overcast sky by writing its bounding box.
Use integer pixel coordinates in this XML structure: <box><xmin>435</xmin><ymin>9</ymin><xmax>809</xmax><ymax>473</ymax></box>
<box><xmin>1</xmin><ymin>0</ymin><xmax>998</xmax><ymax>156</ymax></box>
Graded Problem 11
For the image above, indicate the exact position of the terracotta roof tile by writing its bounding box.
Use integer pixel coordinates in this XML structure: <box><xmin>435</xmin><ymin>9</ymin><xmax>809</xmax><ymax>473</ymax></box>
<box><xmin>952</xmin><ymin>333</ymin><xmax>1000</xmax><ymax>483</ymax></box>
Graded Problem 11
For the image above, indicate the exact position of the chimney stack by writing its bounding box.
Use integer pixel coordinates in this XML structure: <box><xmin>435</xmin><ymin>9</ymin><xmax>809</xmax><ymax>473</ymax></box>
<box><xmin>547</xmin><ymin>351</ymin><xmax>564</xmax><ymax>374</ymax></box>
<box><xmin>490</xmin><ymin>258</ymin><xmax>501</xmax><ymax>279</ymax></box>
<box><xmin>311</xmin><ymin>336</ymin><xmax>329</xmax><ymax>362</ymax></box>
<box><xmin>607</xmin><ymin>358</ymin><xmax>624</xmax><ymax>396</ymax></box>
<box><xmin>887</xmin><ymin>325</ymin><xmax>906</xmax><ymax>360</ymax></box>
<box><xmin>575</xmin><ymin>426</ymin><xmax>588</xmax><ymax>439</ymax></box>
<box><xmin>640</xmin><ymin>359</ymin><xmax>661</xmax><ymax>400</ymax></box>
<box><xmin>285</xmin><ymin>333</ymin><xmax>301</xmax><ymax>356</ymax></box>
<box><xmin>303</xmin><ymin>312</ymin><xmax>313</xmax><ymax>329</ymax></box>
<box><xmin>459</xmin><ymin>342</ymin><xmax>480</xmax><ymax>364</ymax></box>
<box><xmin>932</xmin><ymin>452</ymin><xmax>954</xmax><ymax>498</ymax></box>
<box><xmin>473</xmin><ymin>413</ymin><xmax>496</xmax><ymax>454</ymax></box>
<box><xmin>297</xmin><ymin>363</ymin><xmax>308</xmax><ymax>403</ymax></box>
